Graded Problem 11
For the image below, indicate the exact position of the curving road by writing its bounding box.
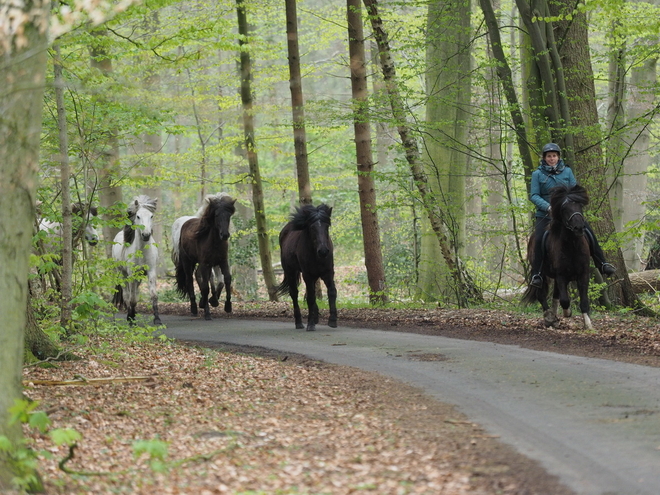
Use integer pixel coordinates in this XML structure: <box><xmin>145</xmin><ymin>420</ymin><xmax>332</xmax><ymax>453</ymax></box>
<box><xmin>160</xmin><ymin>315</ymin><xmax>660</xmax><ymax>495</ymax></box>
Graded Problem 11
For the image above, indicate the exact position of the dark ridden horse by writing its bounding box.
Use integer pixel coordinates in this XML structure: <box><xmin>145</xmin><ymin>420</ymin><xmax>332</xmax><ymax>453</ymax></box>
<box><xmin>276</xmin><ymin>204</ymin><xmax>337</xmax><ymax>331</ymax></box>
<box><xmin>522</xmin><ymin>184</ymin><xmax>593</xmax><ymax>330</ymax></box>
<box><xmin>175</xmin><ymin>194</ymin><xmax>236</xmax><ymax>320</ymax></box>
<box><xmin>112</xmin><ymin>196</ymin><xmax>161</xmax><ymax>325</ymax></box>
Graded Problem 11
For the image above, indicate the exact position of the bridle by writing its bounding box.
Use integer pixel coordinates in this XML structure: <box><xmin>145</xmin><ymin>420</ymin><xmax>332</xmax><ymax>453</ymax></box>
<box><xmin>560</xmin><ymin>197</ymin><xmax>585</xmax><ymax>233</ymax></box>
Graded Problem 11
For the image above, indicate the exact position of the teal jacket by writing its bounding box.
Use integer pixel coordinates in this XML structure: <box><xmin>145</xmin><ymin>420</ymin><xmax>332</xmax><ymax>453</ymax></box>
<box><xmin>530</xmin><ymin>159</ymin><xmax>576</xmax><ymax>218</ymax></box>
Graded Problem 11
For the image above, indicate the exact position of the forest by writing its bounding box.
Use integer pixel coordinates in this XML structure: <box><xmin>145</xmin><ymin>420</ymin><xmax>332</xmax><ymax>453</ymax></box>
<box><xmin>16</xmin><ymin>0</ymin><xmax>660</xmax><ymax>310</ymax></box>
<box><xmin>2</xmin><ymin>0</ymin><xmax>660</xmax><ymax>489</ymax></box>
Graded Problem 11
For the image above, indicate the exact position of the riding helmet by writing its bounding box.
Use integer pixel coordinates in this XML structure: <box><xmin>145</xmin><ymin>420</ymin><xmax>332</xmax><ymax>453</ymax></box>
<box><xmin>542</xmin><ymin>143</ymin><xmax>561</xmax><ymax>155</ymax></box>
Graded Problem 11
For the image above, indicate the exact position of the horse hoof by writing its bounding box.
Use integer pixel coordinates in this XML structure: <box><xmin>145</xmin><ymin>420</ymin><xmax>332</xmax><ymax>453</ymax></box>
<box><xmin>224</xmin><ymin>302</ymin><xmax>232</xmax><ymax>313</ymax></box>
<box><xmin>328</xmin><ymin>320</ymin><xmax>337</xmax><ymax>328</ymax></box>
<box><xmin>295</xmin><ymin>323</ymin><xmax>305</xmax><ymax>329</ymax></box>
<box><xmin>306</xmin><ymin>325</ymin><xmax>316</xmax><ymax>332</ymax></box>
<box><xmin>153</xmin><ymin>318</ymin><xmax>162</xmax><ymax>326</ymax></box>
<box><xmin>204</xmin><ymin>315</ymin><xmax>213</xmax><ymax>321</ymax></box>
<box><xmin>209</xmin><ymin>297</ymin><xmax>219</xmax><ymax>307</ymax></box>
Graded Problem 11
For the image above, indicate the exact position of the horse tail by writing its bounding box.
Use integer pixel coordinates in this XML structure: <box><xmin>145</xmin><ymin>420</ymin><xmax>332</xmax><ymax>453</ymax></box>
<box><xmin>275</xmin><ymin>271</ymin><xmax>299</xmax><ymax>298</ymax></box>
<box><xmin>521</xmin><ymin>279</ymin><xmax>547</xmax><ymax>306</ymax></box>
<box><xmin>174</xmin><ymin>257</ymin><xmax>188</xmax><ymax>298</ymax></box>
<box><xmin>112</xmin><ymin>285</ymin><xmax>124</xmax><ymax>309</ymax></box>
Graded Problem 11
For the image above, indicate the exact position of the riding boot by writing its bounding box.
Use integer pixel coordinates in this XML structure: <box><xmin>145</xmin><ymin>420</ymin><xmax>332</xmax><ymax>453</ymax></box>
<box><xmin>530</xmin><ymin>231</ymin><xmax>544</xmax><ymax>288</ymax></box>
<box><xmin>585</xmin><ymin>226</ymin><xmax>616</xmax><ymax>277</ymax></box>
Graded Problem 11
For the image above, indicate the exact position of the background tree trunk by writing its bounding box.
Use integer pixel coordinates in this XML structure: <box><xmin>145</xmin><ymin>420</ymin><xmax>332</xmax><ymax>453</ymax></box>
<box><xmin>550</xmin><ymin>0</ymin><xmax>639</xmax><ymax>308</ymax></box>
<box><xmin>363</xmin><ymin>0</ymin><xmax>480</xmax><ymax>306</ymax></box>
<box><xmin>53</xmin><ymin>43</ymin><xmax>74</xmax><ymax>329</ymax></box>
<box><xmin>348</xmin><ymin>0</ymin><xmax>388</xmax><ymax>303</ymax></box>
<box><xmin>90</xmin><ymin>29</ymin><xmax>122</xmax><ymax>257</ymax></box>
<box><xmin>418</xmin><ymin>0</ymin><xmax>472</xmax><ymax>301</ymax></box>
<box><xmin>0</xmin><ymin>0</ymin><xmax>49</xmax><ymax>489</ymax></box>
<box><xmin>237</xmin><ymin>0</ymin><xmax>278</xmax><ymax>300</ymax></box>
<box><xmin>285</xmin><ymin>0</ymin><xmax>313</xmax><ymax>206</ymax></box>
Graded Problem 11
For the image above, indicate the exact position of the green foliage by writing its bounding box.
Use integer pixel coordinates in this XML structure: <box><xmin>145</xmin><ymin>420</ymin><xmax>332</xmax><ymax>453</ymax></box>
<box><xmin>133</xmin><ymin>439</ymin><xmax>169</xmax><ymax>473</ymax></box>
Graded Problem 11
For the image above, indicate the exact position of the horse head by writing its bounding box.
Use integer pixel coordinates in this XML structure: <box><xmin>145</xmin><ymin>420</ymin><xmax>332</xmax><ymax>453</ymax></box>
<box><xmin>128</xmin><ymin>196</ymin><xmax>157</xmax><ymax>243</ymax></box>
<box><xmin>72</xmin><ymin>203</ymin><xmax>100</xmax><ymax>246</ymax></box>
<box><xmin>294</xmin><ymin>204</ymin><xmax>333</xmax><ymax>259</ymax></box>
<box><xmin>550</xmin><ymin>185</ymin><xmax>588</xmax><ymax>237</ymax></box>
<box><xmin>201</xmin><ymin>195</ymin><xmax>236</xmax><ymax>242</ymax></box>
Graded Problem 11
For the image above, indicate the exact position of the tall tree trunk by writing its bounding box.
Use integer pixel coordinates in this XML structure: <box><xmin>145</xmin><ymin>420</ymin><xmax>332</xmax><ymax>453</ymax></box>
<box><xmin>237</xmin><ymin>0</ymin><xmax>278</xmax><ymax>301</ymax></box>
<box><xmin>347</xmin><ymin>0</ymin><xmax>388</xmax><ymax>303</ymax></box>
<box><xmin>363</xmin><ymin>0</ymin><xmax>480</xmax><ymax>306</ymax></box>
<box><xmin>418</xmin><ymin>0</ymin><xmax>472</xmax><ymax>302</ymax></box>
<box><xmin>90</xmin><ymin>30</ymin><xmax>122</xmax><ymax>257</ymax></box>
<box><xmin>549</xmin><ymin>0</ymin><xmax>640</xmax><ymax>308</ymax></box>
<box><xmin>0</xmin><ymin>1</ymin><xmax>49</xmax><ymax>489</ymax></box>
<box><xmin>620</xmin><ymin>57</ymin><xmax>657</xmax><ymax>270</ymax></box>
<box><xmin>285</xmin><ymin>0</ymin><xmax>312</xmax><ymax>205</ymax></box>
<box><xmin>53</xmin><ymin>43</ymin><xmax>74</xmax><ymax>329</ymax></box>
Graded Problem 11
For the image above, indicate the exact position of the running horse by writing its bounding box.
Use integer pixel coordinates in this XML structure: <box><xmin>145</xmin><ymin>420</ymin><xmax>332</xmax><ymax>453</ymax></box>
<box><xmin>112</xmin><ymin>196</ymin><xmax>161</xmax><ymax>325</ymax></box>
<box><xmin>276</xmin><ymin>204</ymin><xmax>337</xmax><ymax>331</ymax></box>
<box><xmin>522</xmin><ymin>184</ymin><xmax>593</xmax><ymax>330</ymax></box>
<box><xmin>174</xmin><ymin>194</ymin><xmax>236</xmax><ymax>320</ymax></box>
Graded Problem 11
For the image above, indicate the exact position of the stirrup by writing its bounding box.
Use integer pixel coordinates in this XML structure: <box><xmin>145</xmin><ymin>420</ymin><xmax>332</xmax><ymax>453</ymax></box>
<box><xmin>530</xmin><ymin>274</ymin><xmax>543</xmax><ymax>288</ymax></box>
<box><xmin>601</xmin><ymin>263</ymin><xmax>616</xmax><ymax>276</ymax></box>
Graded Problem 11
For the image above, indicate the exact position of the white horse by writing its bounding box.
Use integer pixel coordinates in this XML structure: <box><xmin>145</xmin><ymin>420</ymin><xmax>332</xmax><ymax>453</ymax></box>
<box><xmin>112</xmin><ymin>195</ymin><xmax>161</xmax><ymax>325</ymax></box>
<box><xmin>37</xmin><ymin>202</ymin><xmax>100</xmax><ymax>249</ymax></box>
<box><xmin>171</xmin><ymin>192</ymin><xmax>232</xmax><ymax>310</ymax></box>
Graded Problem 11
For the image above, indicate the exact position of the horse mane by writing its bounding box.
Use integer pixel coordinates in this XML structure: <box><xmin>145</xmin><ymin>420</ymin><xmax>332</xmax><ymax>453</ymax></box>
<box><xmin>123</xmin><ymin>195</ymin><xmax>157</xmax><ymax>244</ymax></box>
<box><xmin>549</xmin><ymin>184</ymin><xmax>588</xmax><ymax>229</ymax></box>
<box><xmin>288</xmin><ymin>204</ymin><xmax>332</xmax><ymax>231</ymax></box>
<box><xmin>196</xmin><ymin>193</ymin><xmax>236</xmax><ymax>236</ymax></box>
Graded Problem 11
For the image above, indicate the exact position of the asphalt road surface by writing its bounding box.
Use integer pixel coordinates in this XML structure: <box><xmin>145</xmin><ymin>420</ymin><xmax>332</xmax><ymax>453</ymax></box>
<box><xmin>159</xmin><ymin>315</ymin><xmax>660</xmax><ymax>495</ymax></box>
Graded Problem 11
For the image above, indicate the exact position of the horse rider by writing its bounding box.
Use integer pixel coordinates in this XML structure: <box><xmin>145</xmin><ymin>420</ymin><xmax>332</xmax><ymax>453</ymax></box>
<box><xmin>529</xmin><ymin>142</ymin><xmax>616</xmax><ymax>289</ymax></box>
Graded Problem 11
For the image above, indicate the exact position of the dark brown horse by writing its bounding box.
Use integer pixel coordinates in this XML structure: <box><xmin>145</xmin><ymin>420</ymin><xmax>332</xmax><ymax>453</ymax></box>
<box><xmin>276</xmin><ymin>204</ymin><xmax>337</xmax><ymax>331</ymax></box>
<box><xmin>522</xmin><ymin>184</ymin><xmax>593</xmax><ymax>329</ymax></box>
<box><xmin>175</xmin><ymin>194</ymin><xmax>236</xmax><ymax>320</ymax></box>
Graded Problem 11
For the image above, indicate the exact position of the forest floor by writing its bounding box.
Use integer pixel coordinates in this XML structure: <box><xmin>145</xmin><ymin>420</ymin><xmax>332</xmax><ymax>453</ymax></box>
<box><xmin>21</xmin><ymin>300</ymin><xmax>660</xmax><ymax>494</ymax></box>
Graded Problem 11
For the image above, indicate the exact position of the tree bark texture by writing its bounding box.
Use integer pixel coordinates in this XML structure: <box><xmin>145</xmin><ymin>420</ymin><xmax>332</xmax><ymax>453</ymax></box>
<box><xmin>418</xmin><ymin>0</ymin><xmax>472</xmax><ymax>301</ymax></box>
<box><xmin>549</xmin><ymin>0</ymin><xmax>639</xmax><ymax>308</ymax></box>
<box><xmin>237</xmin><ymin>0</ymin><xmax>278</xmax><ymax>300</ymax></box>
<box><xmin>285</xmin><ymin>0</ymin><xmax>313</xmax><ymax>205</ymax></box>
<box><xmin>0</xmin><ymin>0</ymin><xmax>49</xmax><ymax>489</ymax></box>
<box><xmin>53</xmin><ymin>43</ymin><xmax>74</xmax><ymax>329</ymax></box>
<box><xmin>347</xmin><ymin>0</ymin><xmax>388</xmax><ymax>303</ymax></box>
<box><xmin>363</xmin><ymin>0</ymin><xmax>480</xmax><ymax>306</ymax></box>
<box><xmin>90</xmin><ymin>30</ymin><xmax>122</xmax><ymax>258</ymax></box>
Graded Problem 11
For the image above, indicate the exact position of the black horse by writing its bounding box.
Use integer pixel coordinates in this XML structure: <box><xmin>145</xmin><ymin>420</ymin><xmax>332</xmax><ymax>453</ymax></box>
<box><xmin>175</xmin><ymin>194</ymin><xmax>236</xmax><ymax>320</ymax></box>
<box><xmin>522</xmin><ymin>184</ymin><xmax>593</xmax><ymax>330</ymax></box>
<box><xmin>276</xmin><ymin>204</ymin><xmax>337</xmax><ymax>331</ymax></box>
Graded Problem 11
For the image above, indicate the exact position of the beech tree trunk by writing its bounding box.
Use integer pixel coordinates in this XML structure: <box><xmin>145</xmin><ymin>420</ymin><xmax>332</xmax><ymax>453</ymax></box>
<box><xmin>90</xmin><ymin>29</ymin><xmax>122</xmax><ymax>257</ymax></box>
<box><xmin>237</xmin><ymin>0</ymin><xmax>278</xmax><ymax>300</ymax></box>
<box><xmin>363</xmin><ymin>0</ymin><xmax>480</xmax><ymax>306</ymax></box>
<box><xmin>285</xmin><ymin>0</ymin><xmax>313</xmax><ymax>206</ymax></box>
<box><xmin>0</xmin><ymin>0</ymin><xmax>49</xmax><ymax>489</ymax></box>
<box><xmin>347</xmin><ymin>0</ymin><xmax>388</xmax><ymax>303</ymax></box>
<box><xmin>53</xmin><ymin>43</ymin><xmax>74</xmax><ymax>329</ymax></box>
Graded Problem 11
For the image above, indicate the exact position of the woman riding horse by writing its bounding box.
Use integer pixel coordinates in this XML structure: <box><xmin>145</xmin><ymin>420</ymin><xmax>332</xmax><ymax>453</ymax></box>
<box><xmin>529</xmin><ymin>143</ymin><xmax>616</xmax><ymax>289</ymax></box>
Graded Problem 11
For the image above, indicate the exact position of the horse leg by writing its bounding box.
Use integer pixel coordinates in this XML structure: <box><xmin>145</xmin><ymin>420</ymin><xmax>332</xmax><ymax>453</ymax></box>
<box><xmin>183</xmin><ymin>261</ymin><xmax>198</xmax><ymax>316</ymax></box>
<box><xmin>148</xmin><ymin>267</ymin><xmax>161</xmax><ymax>326</ymax></box>
<box><xmin>555</xmin><ymin>277</ymin><xmax>573</xmax><ymax>319</ymax></box>
<box><xmin>288</xmin><ymin>278</ymin><xmax>304</xmax><ymax>329</ymax></box>
<box><xmin>541</xmin><ymin>280</ymin><xmax>559</xmax><ymax>327</ymax></box>
<box><xmin>127</xmin><ymin>281</ymin><xmax>138</xmax><ymax>325</ymax></box>
<box><xmin>218</xmin><ymin>261</ymin><xmax>232</xmax><ymax>313</ymax></box>
<box><xmin>303</xmin><ymin>275</ymin><xmax>318</xmax><ymax>331</ymax></box>
<box><xmin>209</xmin><ymin>266</ymin><xmax>223</xmax><ymax>308</ymax></box>
<box><xmin>577</xmin><ymin>276</ymin><xmax>593</xmax><ymax>330</ymax></box>
<box><xmin>198</xmin><ymin>265</ymin><xmax>213</xmax><ymax>321</ymax></box>
<box><xmin>323</xmin><ymin>274</ymin><xmax>337</xmax><ymax>328</ymax></box>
